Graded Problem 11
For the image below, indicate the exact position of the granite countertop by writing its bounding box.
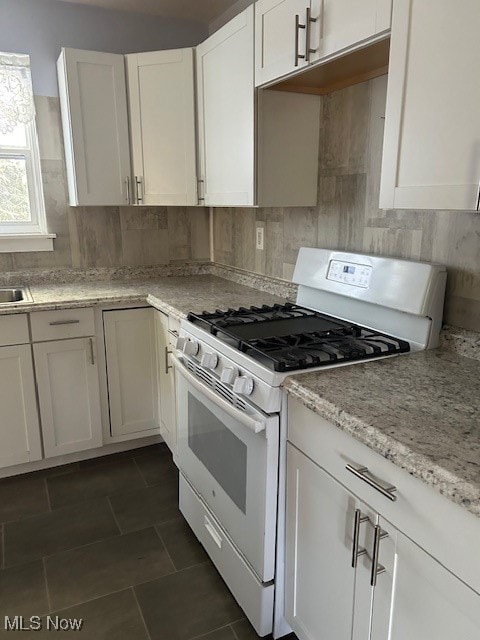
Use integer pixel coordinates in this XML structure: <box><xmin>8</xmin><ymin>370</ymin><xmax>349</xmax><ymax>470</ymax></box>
<box><xmin>0</xmin><ymin>274</ymin><xmax>285</xmax><ymax>319</ymax></box>
<box><xmin>284</xmin><ymin>349</ymin><xmax>480</xmax><ymax>517</ymax></box>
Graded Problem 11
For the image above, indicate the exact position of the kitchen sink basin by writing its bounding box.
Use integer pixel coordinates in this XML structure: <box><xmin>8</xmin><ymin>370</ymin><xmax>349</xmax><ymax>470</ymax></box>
<box><xmin>0</xmin><ymin>287</ymin><xmax>33</xmax><ymax>305</ymax></box>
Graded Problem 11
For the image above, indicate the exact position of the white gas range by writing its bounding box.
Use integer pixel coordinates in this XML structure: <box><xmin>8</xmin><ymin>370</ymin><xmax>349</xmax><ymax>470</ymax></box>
<box><xmin>172</xmin><ymin>249</ymin><xmax>447</xmax><ymax>638</ymax></box>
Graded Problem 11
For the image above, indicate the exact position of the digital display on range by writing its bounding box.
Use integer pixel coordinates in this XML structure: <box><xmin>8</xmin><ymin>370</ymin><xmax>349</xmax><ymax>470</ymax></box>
<box><xmin>327</xmin><ymin>260</ymin><xmax>373</xmax><ymax>288</ymax></box>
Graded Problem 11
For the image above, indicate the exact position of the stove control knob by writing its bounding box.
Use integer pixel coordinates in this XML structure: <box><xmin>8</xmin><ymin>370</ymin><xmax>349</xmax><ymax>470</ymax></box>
<box><xmin>201</xmin><ymin>352</ymin><xmax>218</xmax><ymax>369</ymax></box>
<box><xmin>183</xmin><ymin>339</ymin><xmax>199</xmax><ymax>357</ymax></box>
<box><xmin>233</xmin><ymin>376</ymin><xmax>254</xmax><ymax>396</ymax></box>
<box><xmin>220</xmin><ymin>366</ymin><xmax>238</xmax><ymax>384</ymax></box>
<box><xmin>175</xmin><ymin>336</ymin><xmax>186</xmax><ymax>351</ymax></box>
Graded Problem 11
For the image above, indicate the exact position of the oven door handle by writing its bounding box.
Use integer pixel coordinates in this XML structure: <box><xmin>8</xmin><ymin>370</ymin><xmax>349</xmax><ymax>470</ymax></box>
<box><xmin>171</xmin><ymin>353</ymin><xmax>266</xmax><ymax>434</ymax></box>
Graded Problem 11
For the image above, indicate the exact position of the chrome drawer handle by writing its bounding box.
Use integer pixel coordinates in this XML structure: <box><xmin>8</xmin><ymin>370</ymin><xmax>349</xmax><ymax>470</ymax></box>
<box><xmin>165</xmin><ymin>347</ymin><xmax>172</xmax><ymax>374</ymax></box>
<box><xmin>351</xmin><ymin>509</ymin><xmax>369</xmax><ymax>568</ymax></box>
<box><xmin>49</xmin><ymin>319</ymin><xmax>80</xmax><ymax>326</ymax></box>
<box><xmin>346</xmin><ymin>464</ymin><xmax>397</xmax><ymax>501</ymax></box>
<box><xmin>370</xmin><ymin>524</ymin><xmax>388</xmax><ymax>586</ymax></box>
<box><xmin>294</xmin><ymin>14</ymin><xmax>306</xmax><ymax>66</ymax></box>
<box><xmin>305</xmin><ymin>7</ymin><xmax>318</xmax><ymax>62</ymax></box>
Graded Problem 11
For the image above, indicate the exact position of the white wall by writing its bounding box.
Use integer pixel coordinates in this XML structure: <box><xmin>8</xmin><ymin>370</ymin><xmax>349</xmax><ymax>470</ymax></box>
<box><xmin>209</xmin><ymin>0</ymin><xmax>254</xmax><ymax>34</ymax></box>
<box><xmin>0</xmin><ymin>0</ymin><xmax>208</xmax><ymax>96</ymax></box>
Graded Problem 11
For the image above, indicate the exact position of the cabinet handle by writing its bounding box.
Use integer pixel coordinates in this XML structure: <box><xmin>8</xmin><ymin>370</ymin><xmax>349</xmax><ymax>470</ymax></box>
<box><xmin>476</xmin><ymin>182</ymin><xmax>480</xmax><ymax>211</ymax></box>
<box><xmin>165</xmin><ymin>346</ymin><xmax>172</xmax><ymax>374</ymax></box>
<box><xmin>351</xmin><ymin>509</ymin><xmax>369</xmax><ymax>568</ymax></box>
<box><xmin>125</xmin><ymin>176</ymin><xmax>131</xmax><ymax>204</ymax></box>
<box><xmin>346</xmin><ymin>464</ymin><xmax>397</xmax><ymax>501</ymax></box>
<box><xmin>49</xmin><ymin>319</ymin><xmax>80</xmax><ymax>326</ymax></box>
<box><xmin>305</xmin><ymin>7</ymin><xmax>318</xmax><ymax>63</ymax></box>
<box><xmin>197</xmin><ymin>179</ymin><xmax>205</xmax><ymax>203</ymax></box>
<box><xmin>135</xmin><ymin>176</ymin><xmax>143</xmax><ymax>204</ymax></box>
<box><xmin>294</xmin><ymin>14</ymin><xmax>306</xmax><ymax>66</ymax></box>
<box><xmin>89</xmin><ymin>338</ymin><xmax>95</xmax><ymax>365</ymax></box>
<box><xmin>370</xmin><ymin>524</ymin><xmax>388</xmax><ymax>586</ymax></box>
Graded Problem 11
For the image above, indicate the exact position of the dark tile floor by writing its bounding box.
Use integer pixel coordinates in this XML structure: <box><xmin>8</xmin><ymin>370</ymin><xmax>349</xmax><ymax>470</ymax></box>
<box><xmin>0</xmin><ymin>444</ymin><xmax>287</xmax><ymax>640</ymax></box>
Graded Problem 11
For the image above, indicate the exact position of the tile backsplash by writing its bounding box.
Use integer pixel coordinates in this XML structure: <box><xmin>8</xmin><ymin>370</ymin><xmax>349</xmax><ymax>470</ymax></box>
<box><xmin>213</xmin><ymin>76</ymin><xmax>480</xmax><ymax>332</ymax></box>
<box><xmin>0</xmin><ymin>96</ymin><xmax>209</xmax><ymax>273</ymax></box>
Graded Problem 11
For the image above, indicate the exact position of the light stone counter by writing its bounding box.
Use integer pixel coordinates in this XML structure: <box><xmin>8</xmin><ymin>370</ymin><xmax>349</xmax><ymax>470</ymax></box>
<box><xmin>0</xmin><ymin>273</ymin><xmax>286</xmax><ymax>320</ymax></box>
<box><xmin>284</xmin><ymin>348</ymin><xmax>480</xmax><ymax>517</ymax></box>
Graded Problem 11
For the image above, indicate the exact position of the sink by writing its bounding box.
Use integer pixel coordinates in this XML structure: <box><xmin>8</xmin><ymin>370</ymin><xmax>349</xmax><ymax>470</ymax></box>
<box><xmin>0</xmin><ymin>287</ymin><xmax>33</xmax><ymax>305</ymax></box>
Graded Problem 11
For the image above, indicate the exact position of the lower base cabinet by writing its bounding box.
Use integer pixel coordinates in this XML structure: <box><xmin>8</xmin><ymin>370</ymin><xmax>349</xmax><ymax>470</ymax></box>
<box><xmin>0</xmin><ymin>344</ymin><xmax>42</xmax><ymax>468</ymax></box>
<box><xmin>285</xmin><ymin>442</ymin><xmax>480</xmax><ymax>640</ymax></box>
<box><xmin>34</xmin><ymin>338</ymin><xmax>102</xmax><ymax>458</ymax></box>
<box><xmin>103</xmin><ymin>308</ymin><xmax>159</xmax><ymax>439</ymax></box>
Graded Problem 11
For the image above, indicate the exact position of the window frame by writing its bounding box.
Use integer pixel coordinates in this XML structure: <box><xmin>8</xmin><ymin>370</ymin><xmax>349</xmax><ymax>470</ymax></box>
<box><xmin>0</xmin><ymin>51</ymin><xmax>53</xmax><ymax>251</ymax></box>
<box><xmin>0</xmin><ymin>116</ymin><xmax>47</xmax><ymax>235</ymax></box>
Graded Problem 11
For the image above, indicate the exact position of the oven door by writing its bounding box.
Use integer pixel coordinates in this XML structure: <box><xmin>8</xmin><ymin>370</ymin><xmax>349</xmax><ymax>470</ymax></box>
<box><xmin>173</xmin><ymin>353</ymin><xmax>279</xmax><ymax>582</ymax></box>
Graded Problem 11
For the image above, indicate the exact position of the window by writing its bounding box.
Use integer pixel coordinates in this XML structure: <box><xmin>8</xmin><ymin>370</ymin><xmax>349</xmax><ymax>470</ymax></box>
<box><xmin>0</xmin><ymin>52</ymin><xmax>53</xmax><ymax>251</ymax></box>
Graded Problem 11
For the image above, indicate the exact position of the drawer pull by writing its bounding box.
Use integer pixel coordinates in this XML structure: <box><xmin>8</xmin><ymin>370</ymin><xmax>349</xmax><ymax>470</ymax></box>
<box><xmin>370</xmin><ymin>524</ymin><xmax>388</xmax><ymax>586</ymax></box>
<box><xmin>49</xmin><ymin>319</ymin><xmax>80</xmax><ymax>326</ymax></box>
<box><xmin>346</xmin><ymin>464</ymin><xmax>397</xmax><ymax>501</ymax></box>
<box><xmin>294</xmin><ymin>14</ymin><xmax>306</xmax><ymax>66</ymax></box>
<box><xmin>165</xmin><ymin>347</ymin><xmax>172</xmax><ymax>374</ymax></box>
<box><xmin>89</xmin><ymin>338</ymin><xmax>95</xmax><ymax>365</ymax></box>
<box><xmin>204</xmin><ymin>515</ymin><xmax>222</xmax><ymax>549</ymax></box>
<box><xmin>351</xmin><ymin>509</ymin><xmax>369</xmax><ymax>568</ymax></box>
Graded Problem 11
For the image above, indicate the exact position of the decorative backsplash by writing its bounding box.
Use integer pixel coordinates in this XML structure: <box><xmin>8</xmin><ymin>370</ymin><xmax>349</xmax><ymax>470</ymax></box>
<box><xmin>0</xmin><ymin>96</ymin><xmax>210</xmax><ymax>274</ymax></box>
<box><xmin>212</xmin><ymin>76</ymin><xmax>480</xmax><ymax>333</ymax></box>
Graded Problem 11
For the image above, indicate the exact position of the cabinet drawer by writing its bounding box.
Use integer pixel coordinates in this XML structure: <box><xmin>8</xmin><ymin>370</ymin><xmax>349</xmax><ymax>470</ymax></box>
<box><xmin>0</xmin><ymin>314</ymin><xmax>29</xmax><ymax>346</ymax></box>
<box><xmin>287</xmin><ymin>397</ymin><xmax>480</xmax><ymax>595</ymax></box>
<box><xmin>179</xmin><ymin>474</ymin><xmax>274</xmax><ymax>637</ymax></box>
<box><xmin>31</xmin><ymin>308</ymin><xmax>95</xmax><ymax>342</ymax></box>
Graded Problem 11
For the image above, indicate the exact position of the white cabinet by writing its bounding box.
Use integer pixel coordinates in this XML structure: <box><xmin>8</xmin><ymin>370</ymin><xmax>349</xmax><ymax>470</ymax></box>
<box><xmin>154</xmin><ymin>311</ymin><xmax>177</xmax><ymax>455</ymax></box>
<box><xmin>285</xmin><ymin>443</ymin><xmax>375</xmax><ymax>640</ymax></box>
<box><xmin>103</xmin><ymin>308</ymin><xmax>159</xmax><ymax>440</ymax></box>
<box><xmin>57</xmin><ymin>48</ymin><xmax>131</xmax><ymax>206</ymax></box>
<box><xmin>0</xmin><ymin>345</ymin><xmax>42</xmax><ymax>469</ymax></box>
<box><xmin>197</xmin><ymin>5</ymin><xmax>321</xmax><ymax>207</ymax></box>
<box><xmin>371</xmin><ymin>518</ymin><xmax>480</xmax><ymax>640</ymax></box>
<box><xmin>286</xmin><ymin>398</ymin><xmax>480</xmax><ymax>640</ymax></box>
<box><xmin>255</xmin><ymin>0</ymin><xmax>391</xmax><ymax>87</ymax></box>
<box><xmin>197</xmin><ymin>7</ymin><xmax>256</xmax><ymax>206</ymax></box>
<box><xmin>255</xmin><ymin>0</ymin><xmax>311</xmax><ymax>87</ymax></box>
<box><xmin>380</xmin><ymin>0</ymin><xmax>480</xmax><ymax>210</ymax></box>
<box><xmin>126</xmin><ymin>49</ymin><xmax>197</xmax><ymax>206</ymax></box>
<box><xmin>286</xmin><ymin>442</ymin><xmax>480</xmax><ymax>640</ymax></box>
<box><xmin>33</xmin><ymin>338</ymin><xmax>102</xmax><ymax>457</ymax></box>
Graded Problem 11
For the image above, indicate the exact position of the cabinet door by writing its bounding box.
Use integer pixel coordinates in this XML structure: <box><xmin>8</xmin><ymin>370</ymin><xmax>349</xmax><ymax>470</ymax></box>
<box><xmin>0</xmin><ymin>345</ymin><xmax>42</xmax><ymax>468</ymax></box>
<box><xmin>126</xmin><ymin>49</ymin><xmax>197</xmax><ymax>206</ymax></box>
<box><xmin>197</xmin><ymin>6</ymin><xmax>255</xmax><ymax>206</ymax></box>
<box><xmin>104</xmin><ymin>308</ymin><xmax>158</xmax><ymax>439</ymax></box>
<box><xmin>57</xmin><ymin>48</ymin><xmax>131</xmax><ymax>206</ymax></box>
<box><xmin>34</xmin><ymin>338</ymin><xmax>102</xmax><ymax>458</ymax></box>
<box><xmin>380</xmin><ymin>0</ymin><xmax>480</xmax><ymax>210</ymax></box>
<box><xmin>255</xmin><ymin>0</ymin><xmax>311</xmax><ymax>86</ymax></box>
<box><xmin>319</xmin><ymin>0</ymin><xmax>391</xmax><ymax>61</ymax></box>
<box><xmin>154</xmin><ymin>311</ymin><xmax>177</xmax><ymax>455</ymax></box>
<box><xmin>371</xmin><ymin>517</ymin><xmax>480</xmax><ymax>640</ymax></box>
<box><xmin>285</xmin><ymin>443</ymin><xmax>375</xmax><ymax>640</ymax></box>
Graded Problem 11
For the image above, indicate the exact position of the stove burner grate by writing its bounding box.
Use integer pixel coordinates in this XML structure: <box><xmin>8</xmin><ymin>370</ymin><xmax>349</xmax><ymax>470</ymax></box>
<box><xmin>187</xmin><ymin>303</ymin><xmax>410</xmax><ymax>372</ymax></box>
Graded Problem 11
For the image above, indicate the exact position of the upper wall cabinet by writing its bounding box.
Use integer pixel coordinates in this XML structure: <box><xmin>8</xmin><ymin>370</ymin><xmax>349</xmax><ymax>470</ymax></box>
<box><xmin>126</xmin><ymin>49</ymin><xmax>197</xmax><ymax>206</ymax></box>
<box><xmin>255</xmin><ymin>0</ymin><xmax>392</xmax><ymax>87</ymax></box>
<box><xmin>380</xmin><ymin>0</ymin><xmax>480</xmax><ymax>210</ymax></box>
<box><xmin>197</xmin><ymin>5</ymin><xmax>321</xmax><ymax>207</ymax></box>
<box><xmin>57</xmin><ymin>48</ymin><xmax>131</xmax><ymax>206</ymax></box>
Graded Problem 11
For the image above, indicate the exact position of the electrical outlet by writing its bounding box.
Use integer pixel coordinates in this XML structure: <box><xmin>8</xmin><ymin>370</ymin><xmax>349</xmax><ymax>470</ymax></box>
<box><xmin>256</xmin><ymin>226</ymin><xmax>265</xmax><ymax>251</ymax></box>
